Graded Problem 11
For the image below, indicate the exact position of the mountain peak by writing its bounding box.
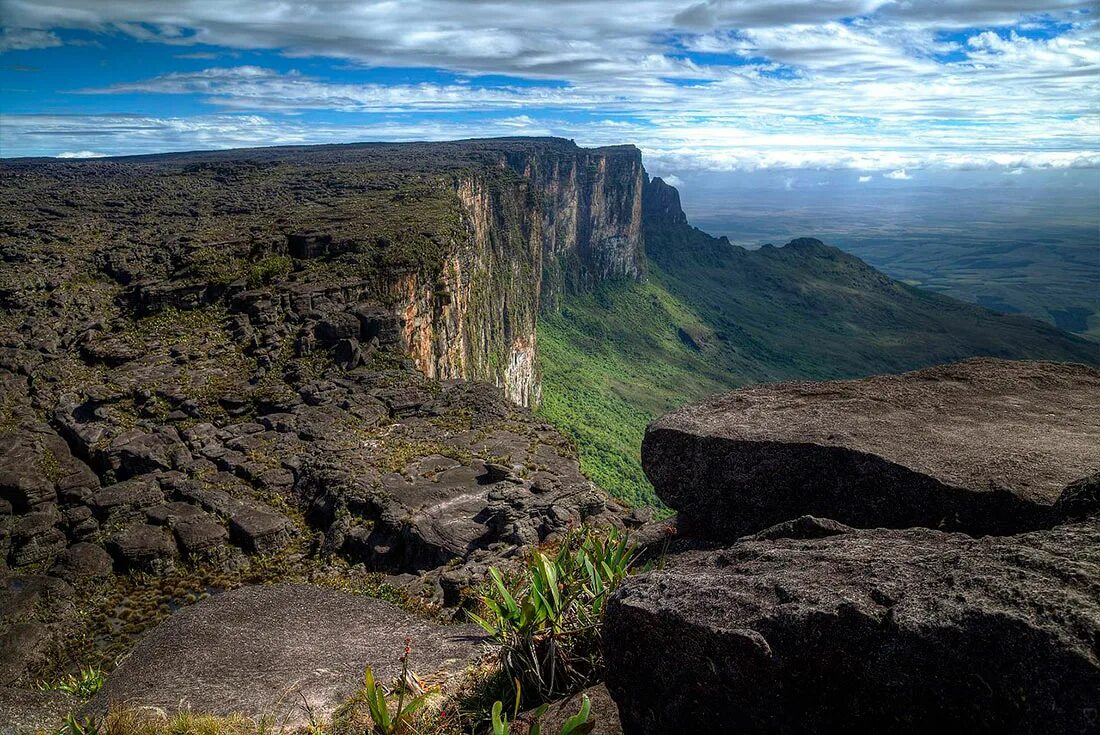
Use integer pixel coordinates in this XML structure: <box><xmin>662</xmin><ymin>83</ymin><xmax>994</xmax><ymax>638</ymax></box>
<box><xmin>642</xmin><ymin>176</ymin><xmax>688</xmax><ymax>227</ymax></box>
<box><xmin>785</xmin><ymin>237</ymin><xmax>829</xmax><ymax>251</ymax></box>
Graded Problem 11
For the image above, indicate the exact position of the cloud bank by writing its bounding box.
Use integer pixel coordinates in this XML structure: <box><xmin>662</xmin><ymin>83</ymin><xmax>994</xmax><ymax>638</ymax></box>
<box><xmin>1</xmin><ymin>0</ymin><xmax>1097</xmax><ymax>170</ymax></box>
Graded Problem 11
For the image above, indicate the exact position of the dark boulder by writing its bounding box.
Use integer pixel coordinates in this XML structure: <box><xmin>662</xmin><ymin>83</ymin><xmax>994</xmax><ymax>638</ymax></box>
<box><xmin>85</xmin><ymin>584</ymin><xmax>488</xmax><ymax>726</ymax></box>
<box><xmin>172</xmin><ymin>515</ymin><xmax>229</xmax><ymax>557</ymax></box>
<box><xmin>1055</xmin><ymin>472</ymin><xmax>1100</xmax><ymax>520</ymax></box>
<box><xmin>105</xmin><ymin>524</ymin><xmax>178</xmax><ymax>573</ymax></box>
<box><xmin>644</xmin><ymin>359</ymin><xmax>1100</xmax><ymax>540</ymax></box>
<box><xmin>605</xmin><ymin>521</ymin><xmax>1100</xmax><ymax>734</ymax></box>
<box><xmin>49</xmin><ymin>542</ymin><xmax>113</xmax><ymax>581</ymax></box>
<box><xmin>738</xmin><ymin>515</ymin><xmax>852</xmax><ymax>542</ymax></box>
<box><xmin>0</xmin><ymin>574</ymin><xmax>75</xmax><ymax>685</ymax></box>
<box><xmin>227</xmin><ymin>505</ymin><xmax>291</xmax><ymax>554</ymax></box>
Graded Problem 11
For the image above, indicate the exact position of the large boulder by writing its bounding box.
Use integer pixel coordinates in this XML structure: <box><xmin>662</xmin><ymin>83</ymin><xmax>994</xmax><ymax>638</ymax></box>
<box><xmin>644</xmin><ymin>359</ymin><xmax>1100</xmax><ymax>539</ymax></box>
<box><xmin>87</xmin><ymin>584</ymin><xmax>488</xmax><ymax>725</ymax></box>
<box><xmin>604</xmin><ymin>521</ymin><xmax>1100</xmax><ymax>734</ymax></box>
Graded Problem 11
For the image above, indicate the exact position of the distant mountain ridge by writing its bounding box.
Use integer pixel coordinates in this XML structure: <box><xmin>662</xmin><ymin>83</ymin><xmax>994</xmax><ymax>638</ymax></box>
<box><xmin>536</xmin><ymin>174</ymin><xmax>1098</xmax><ymax>505</ymax></box>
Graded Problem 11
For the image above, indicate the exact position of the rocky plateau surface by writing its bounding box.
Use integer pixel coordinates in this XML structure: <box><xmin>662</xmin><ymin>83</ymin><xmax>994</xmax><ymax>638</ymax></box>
<box><xmin>0</xmin><ymin>140</ymin><xmax>640</xmax><ymax>720</ymax></box>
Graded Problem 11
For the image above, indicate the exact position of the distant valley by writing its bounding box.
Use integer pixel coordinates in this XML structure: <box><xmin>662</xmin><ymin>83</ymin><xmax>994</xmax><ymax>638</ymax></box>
<box><xmin>680</xmin><ymin>170</ymin><xmax>1100</xmax><ymax>341</ymax></box>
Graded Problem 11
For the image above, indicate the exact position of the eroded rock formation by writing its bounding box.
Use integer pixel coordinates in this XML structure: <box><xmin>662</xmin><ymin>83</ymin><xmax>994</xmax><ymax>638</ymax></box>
<box><xmin>644</xmin><ymin>358</ymin><xmax>1100</xmax><ymax>539</ymax></box>
<box><xmin>0</xmin><ymin>139</ymin><xmax>637</xmax><ymax>694</ymax></box>
<box><xmin>606</xmin><ymin>521</ymin><xmax>1100</xmax><ymax>734</ymax></box>
<box><xmin>608</xmin><ymin>358</ymin><xmax>1100</xmax><ymax>734</ymax></box>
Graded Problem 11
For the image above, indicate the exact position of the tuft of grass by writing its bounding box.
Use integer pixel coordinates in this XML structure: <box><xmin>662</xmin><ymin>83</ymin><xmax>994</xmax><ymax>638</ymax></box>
<box><xmin>37</xmin><ymin>667</ymin><xmax>105</xmax><ymax>699</ymax></box>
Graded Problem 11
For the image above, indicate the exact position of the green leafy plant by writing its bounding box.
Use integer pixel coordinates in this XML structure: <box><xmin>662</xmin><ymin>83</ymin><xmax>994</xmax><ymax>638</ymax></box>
<box><xmin>362</xmin><ymin>638</ymin><xmax>429</xmax><ymax>734</ymax></box>
<box><xmin>54</xmin><ymin>714</ymin><xmax>101</xmax><ymax>735</ymax></box>
<box><xmin>469</xmin><ymin>527</ymin><xmax>636</xmax><ymax>700</ymax></box>
<box><xmin>491</xmin><ymin>694</ymin><xmax>594</xmax><ymax>735</ymax></box>
<box><xmin>38</xmin><ymin>666</ymin><xmax>105</xmax><ymax>699</ymax></box>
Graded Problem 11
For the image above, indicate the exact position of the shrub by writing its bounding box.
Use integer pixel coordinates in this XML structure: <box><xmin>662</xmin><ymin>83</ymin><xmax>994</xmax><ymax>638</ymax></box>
<box><xmin>248</xmin><ymin>255</ymin><xmax>294</xmax><ymax>287</ymax></box>
<box><xmin>469</xmin><ymin>527</ymin><xmax>636</xmax><ymax>701</ymax></box>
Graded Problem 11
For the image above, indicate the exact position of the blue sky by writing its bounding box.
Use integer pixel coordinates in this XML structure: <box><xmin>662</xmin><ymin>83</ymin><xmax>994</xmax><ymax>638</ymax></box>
<box><xmin>1</xmin><ymin>0</ymin><xmax>1097</xmax><ymax>178</ymax></box>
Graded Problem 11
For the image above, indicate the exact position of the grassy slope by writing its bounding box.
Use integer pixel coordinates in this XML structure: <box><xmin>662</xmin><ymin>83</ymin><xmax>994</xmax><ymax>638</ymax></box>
<box><xmin>537</xmin><ymin>278</ymin><xmax>731</xmax><ymax>508</ymax></box>
<box><xmin>538</xmin><ymin>221</ymin><xmax>1100</xmax><ymax>508</ymax></box>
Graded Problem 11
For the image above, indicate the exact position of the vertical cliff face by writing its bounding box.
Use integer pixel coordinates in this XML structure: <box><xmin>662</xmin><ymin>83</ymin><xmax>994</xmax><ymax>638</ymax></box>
<box><xmin>394</xmin><ymin>140</ymin><xmax>646</xmax><ymax>407</ymax></box>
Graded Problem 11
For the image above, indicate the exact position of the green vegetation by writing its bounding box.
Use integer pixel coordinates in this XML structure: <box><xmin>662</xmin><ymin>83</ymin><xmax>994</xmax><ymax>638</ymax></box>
<box><xmin>469</xmin><ymin>527</ymin><xmax>637</xmax><ymax>700</ymax></box>
<box><xmin>491</xmin><ymin>696</ymin><xmax>593</xmax><ymax>735</ymax></box>
<box><xmin>537</xmin><ymin>278</ymin><xmax>732</xmax><ymax>507</ymax></box>
<box><xmin>37</xmin><ymin>667</ymin><xmax>105</xmax><ymax>699</ymax></box>
<box><xmin>361</xmin><ymin>658</ymin><xmax>428</xmax><ymax>735</ymax></box>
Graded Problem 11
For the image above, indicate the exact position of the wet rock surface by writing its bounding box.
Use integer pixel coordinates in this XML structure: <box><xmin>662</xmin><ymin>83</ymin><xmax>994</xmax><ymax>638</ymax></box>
<box><xmin>606</xmin><ymin>520</ymin><xmax>1100</xmax><ymax>735</ymax></box>
<box><xmin>644</xmin><ymin>358</ymin><xmax>1100</xmax><ymax>539</ymax></box>
<box><xmin>85</xmin><ymin>584</ymin><xmax>489</xmax><ymax>726</ymax></box>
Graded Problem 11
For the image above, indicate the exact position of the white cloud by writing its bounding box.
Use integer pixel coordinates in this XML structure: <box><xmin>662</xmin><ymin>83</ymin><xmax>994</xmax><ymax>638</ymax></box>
<box><xmin>0</xmin><ymin>28</ymin><xmax>62</xmax><ymax>52</ymax></box>
<box><xmin>884</xmin><ymin>168</ymin><xmax>912</xmax><ymax>180</ymax></box>
<box><xmin>56</xmin><ymin>150</ymin><xmax>108</xmax><ymax>158</ymax></box>
<box><xmin>0</xmin><ymin>1</ymin><xmax>1097</xmax><ymax>170</ymax></box>
<box><xmin>1004</xmin><ymin>167</ymin><xmax>1024</xmax><ymax>175</ymax></box>
<box><xmin>858</xmin><ymin>175</ymin><xmax>873</xmax><ymax>182</ymax></box>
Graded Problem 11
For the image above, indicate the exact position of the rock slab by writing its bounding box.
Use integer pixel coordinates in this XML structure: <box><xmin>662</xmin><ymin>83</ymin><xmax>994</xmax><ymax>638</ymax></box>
<box><xmin>604</xmin><ymin>521</ymin><xmax>1100</xmax><ymax>734</ymax></box>
<box><xmin>87</xmin><ymin>584</ymin><xmax>488</xmax><ymax>725</ymax></box>
<box><xmin>644</xmin><ymin>359</ymin><xmax>1100</xmax><ymax>539</ymax></box>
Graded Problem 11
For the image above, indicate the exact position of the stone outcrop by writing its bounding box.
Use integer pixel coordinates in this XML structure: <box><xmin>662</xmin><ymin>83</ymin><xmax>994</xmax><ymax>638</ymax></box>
<box><xmin>86</xmin><ymin>584</ymin><xmax>488</xmax><ymax>726</ymax></box>
<box><xmin>605</xmin><ymin>521</ymin><xmax>1100</xmax><ymax>734</ymax></box>
<box><xmin>644</xmin><ymin>358</ymin><xmax>1100</xmax><ymax>539</ymax></box>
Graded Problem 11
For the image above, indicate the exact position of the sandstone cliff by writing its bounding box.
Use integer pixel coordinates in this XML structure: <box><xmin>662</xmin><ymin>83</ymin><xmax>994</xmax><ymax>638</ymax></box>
<box><xmin>406</xmin><ymin>139</ymin><xmax>645</xmax><ymax>405</ymax></box>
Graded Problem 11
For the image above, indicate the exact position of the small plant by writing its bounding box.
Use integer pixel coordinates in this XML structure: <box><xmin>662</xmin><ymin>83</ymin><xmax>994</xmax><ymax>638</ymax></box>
<box><xmin>38</xmin><ymin>666</ymin><xmax>106</xmax><ymax>699</ymax></box>
<box><xmin>54</xmin><ymin>714</ymin><xmax>101</xmax><ymax>735</ymax></box>
<box><xmin>469</xmin><ymin>527</ymin><xmax>636</xmax><ymax>700</ymax></box>
<box><xmin>491</xmin><ymin>694</ymin><xmax>594</xmax><ymax>735</ymax></box>
<box><xmin>362</xmin><ymin>638</ymin><xmax>430</xmax><ymax>735</ymax></box>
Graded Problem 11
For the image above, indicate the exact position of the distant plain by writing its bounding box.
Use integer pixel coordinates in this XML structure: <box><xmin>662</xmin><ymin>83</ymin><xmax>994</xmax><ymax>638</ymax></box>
<box><xmin>678</xmin><ymin>169</ymin><xmax>1100</xmax><ymax>341</ymax></box>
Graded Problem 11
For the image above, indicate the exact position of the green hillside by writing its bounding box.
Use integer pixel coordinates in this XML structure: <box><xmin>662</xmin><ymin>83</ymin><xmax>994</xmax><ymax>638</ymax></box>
<box><xmin>537</xmin><ymin>178</ymin><xmax>1100</xmax><ymax>508</ymax></box>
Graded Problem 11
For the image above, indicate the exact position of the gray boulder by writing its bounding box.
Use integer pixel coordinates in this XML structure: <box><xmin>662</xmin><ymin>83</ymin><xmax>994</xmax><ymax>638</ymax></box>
<box><xmin>86</xmin><ymin>584</ymin><xmax>488</xmax><ymax>725</ymax></box>
<box><xmin>0</xmin><ymin>687</ymin><xmax>78</xmax><ymax>734</ymax></box>
<box><xmin>604</xmin><ymin>520</ymin><xmax>1100</xmax><ymax>734</ymax></box>
<box><xmin>644</xmin><ymin>359</ymin><xmax>1100</xmax><ymax>539</ymax></box>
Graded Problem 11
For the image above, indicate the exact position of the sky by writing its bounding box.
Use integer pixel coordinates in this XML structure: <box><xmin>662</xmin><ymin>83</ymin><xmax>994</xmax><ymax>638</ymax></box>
<box><xmin>1</xmin><ymin>0</ymin><xmax>1098</xmax><ymax>180</ymax></box>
